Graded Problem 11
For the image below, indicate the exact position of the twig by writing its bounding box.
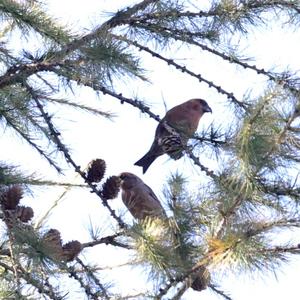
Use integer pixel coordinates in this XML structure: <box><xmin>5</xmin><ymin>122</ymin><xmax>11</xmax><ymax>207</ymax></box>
<box><xmin>25</xmin><ymin>83</ymin><xmax>127</xmax><ymax>229</ymax></box>
<box><xmin>46</xmin><ymin>0</ymin><xmax>159</xmax><ymax>60</ymax></box>
<box><xmin>0</xmin><ymin>61</ymin><xmax>62</xmax><ymax>89</ymax></box>
<box><xmin>92</xmin><ymin>84</ymin><xmax>160</xmax><ymax>122</ymax></box>
<box><xmin>116</xmin><ymin>35</ymin><xmax>246</xmax><ymax>109</ymax></box>
<box><xmin>156</xmin><ymin>258</ymin><xmax>209</xmax><ymax>298</ymax></box>
<box><xmin>209</xmin><ymin>284</ymin><xmax>232</xmax><ymax>300</ymax></box>
<box><xmin>67</xmin><ymin>264</ymin><xmax>103</xmax><ymax>300</ymax></box>
<box><xmin>261</xmin><ymin>244</ymin><xmax>300</xmax><ymax>254</ymax></box>
<box><xmin>81</xmin><ymin>232</ymin><xmax>131</xmax><ymax>249</ymax></box>
<box><xmin>185</xmin><ymin>147</ymin><xmax>218</xmax><ymax>179</ymax></box>
<box><xmin>76</xmin><ymin>257</ymin><xmax>110</xmax><ymax>300</ymax></box>
<box><xmin>0</xmin><ymin>261</ymin><xmax>63</xmax><ymax>300</ymax></box>
<box><xmin>246</xmin><ymin>0</ymin><xmax>300</xmax><ymax>15</ymax></box>
<box><xmin>1</xmin><ymin>114</ymin><xmax>62</xmax><ymax>172</ymax></box>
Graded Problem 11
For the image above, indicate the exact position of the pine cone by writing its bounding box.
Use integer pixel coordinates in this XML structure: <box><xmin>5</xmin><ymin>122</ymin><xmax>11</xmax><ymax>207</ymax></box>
<box><xmin>101</xmin><ymin>176</ymin><xmax>121</xmax><ymax>200</ymax></box>
<box><xmin>62</xmin><ymin>240</ymin><xmax>82</xmax><ymax>262</ymax></box>
<box><xmin>15</xmin><ymin>206</ymin><xmax>34</xmax><ymax>223</ymax></box>
<box><xmin>86</xmin><ymin>159</ymin><xmax>106</xmax><ymax>183</ymax></box>
<box><xmin>191</xmin><ymin>266</ymin><xmax>210</xmax><ymax>292</ymax></box>
<box><xmin>0</xmin><ymin>185</ymin><xmax>23</xmax><ymax>210</ymax></box>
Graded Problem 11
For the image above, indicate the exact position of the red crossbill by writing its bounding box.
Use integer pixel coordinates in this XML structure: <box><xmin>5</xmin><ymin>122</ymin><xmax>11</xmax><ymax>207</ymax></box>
<box><xmin>135</xmin><ymin>99</ymin><xmax>212</xmax><ymax>173</ymax></box>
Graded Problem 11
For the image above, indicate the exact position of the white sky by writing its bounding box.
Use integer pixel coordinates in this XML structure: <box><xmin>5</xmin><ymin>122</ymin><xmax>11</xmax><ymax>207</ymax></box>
<box><xmin>1</xmin><ymin>0</ymin><xmax>300</xmax><ymax>299</ymax></box>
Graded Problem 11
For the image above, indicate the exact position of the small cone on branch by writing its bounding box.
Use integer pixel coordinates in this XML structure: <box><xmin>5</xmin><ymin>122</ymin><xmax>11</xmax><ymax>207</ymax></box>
<box><xmin>0</xmin><ymin>185</ymin><xmax>23</xmax><ymax>210</ymax></box>
<box><xmin>101</xmin><ymin>176</ymin><xmax>121</xmax><ymax>200</ymax></box>
<box><xmin>86</xmin><ymin>159</ymin><xmax>106</xmax><ymax>183</ymax></box>
<box><xmin>190</xmin><ymin>266</ymin><xmax>210</xmax><ymax>292</ymax></box>
<box><xmin>62</xmin><ymin>240</ymin><xmax>82</xmax><ymax>262</ymax></box>
<box><xmin>191</xmin><ymin>276</ymin><xmax>208</xmax><ymax>291</ymax></box>
<box><xmin>15</xmin><ymin>206</ymin><xmax>34</xmax><ymax>223</ymax></box>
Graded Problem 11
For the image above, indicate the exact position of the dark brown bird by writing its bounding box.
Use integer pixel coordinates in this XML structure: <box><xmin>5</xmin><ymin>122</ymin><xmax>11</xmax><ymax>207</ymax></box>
<box><xmin>134</xmin><ymin>99</ymin><xmax>212</xmax><ymax>173</ymax></box>
<box><xmin>119</xmin><ymin>172</ymin><xmax>166</xmax><ymax>220</ymax></box>
<box><xmin>119</xmin><ymin>172</ymin><xmax>208</xmax><ymax>292</ymax></box>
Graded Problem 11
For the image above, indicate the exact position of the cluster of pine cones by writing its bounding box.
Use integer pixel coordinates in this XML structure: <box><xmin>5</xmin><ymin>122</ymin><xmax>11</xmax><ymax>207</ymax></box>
<box><xmin>0</xmin><ymin>185</ymin><xmax>81</xmax><ymax>262</ymax></box>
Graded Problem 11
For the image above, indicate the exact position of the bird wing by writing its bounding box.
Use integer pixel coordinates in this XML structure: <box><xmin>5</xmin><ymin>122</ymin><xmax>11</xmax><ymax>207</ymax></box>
<box><xmin>135</xmin><ymin>182</ymin><xmax>166</xmax><ymax>217</ymax></box>
<box><xmin>122</xmin><ymin>183</ymin><xmax>166</xmax><ymax>220</ymax></box>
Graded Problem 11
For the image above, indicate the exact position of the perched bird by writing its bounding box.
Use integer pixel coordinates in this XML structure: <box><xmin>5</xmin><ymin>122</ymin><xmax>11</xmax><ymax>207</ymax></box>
<box><xmin>119</xmin><ymin>172</ymin><xmax>166</xmax><ymax>220</ymax></box>
<box><xmin>119</xmin><ymin>172</ymin><xmax>209</xmax><ymax>292</ymax></box>
<box><xmin>134</xmin><ymin>99</ymin><xmax>212</xmax><ymax>173</ymax></box>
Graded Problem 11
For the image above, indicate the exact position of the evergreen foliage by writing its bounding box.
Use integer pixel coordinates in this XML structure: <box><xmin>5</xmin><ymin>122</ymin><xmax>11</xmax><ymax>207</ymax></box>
<box><xmin>0</xmin><ymin>0</ymin><xmax>299</xmax><ymax>299</ymax></box>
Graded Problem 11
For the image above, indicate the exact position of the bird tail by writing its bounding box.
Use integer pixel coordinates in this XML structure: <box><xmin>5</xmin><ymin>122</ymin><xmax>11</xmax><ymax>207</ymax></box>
<box><xmin>134</xmin><ymin>152</ymin><xmax>157</xmax><ymax>174</ymax></box>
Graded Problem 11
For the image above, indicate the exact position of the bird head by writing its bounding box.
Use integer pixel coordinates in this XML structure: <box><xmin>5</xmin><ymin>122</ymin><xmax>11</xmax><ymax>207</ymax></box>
<box><xmin>119</xmin><ymin>172</ymin><xmax>140</xmax><ymax>189</ymax></box>
<box><xmin>197</xmin><ymin>99</ymin><xmax>212</xmax><ymax>113</ymax></box>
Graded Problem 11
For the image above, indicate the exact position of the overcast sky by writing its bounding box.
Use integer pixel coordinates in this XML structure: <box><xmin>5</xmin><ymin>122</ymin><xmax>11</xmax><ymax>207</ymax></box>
<box><xmin>1</xmin><ymin>1</ymin><xmax>300</xmax><ymax>299</ymax></box>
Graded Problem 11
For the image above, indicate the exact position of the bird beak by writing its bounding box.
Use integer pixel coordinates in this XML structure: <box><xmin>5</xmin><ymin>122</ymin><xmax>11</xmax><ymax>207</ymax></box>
<box><xmin>204</xmin><ymin>105</ymin><xmax>212</xmax><ymax>113</ymax></box>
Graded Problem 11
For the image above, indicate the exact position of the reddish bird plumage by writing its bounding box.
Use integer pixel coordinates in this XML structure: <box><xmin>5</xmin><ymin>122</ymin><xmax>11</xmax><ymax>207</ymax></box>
<box><xmin>119</xmin><ymin>172</ymin><xmax>166</xmax><ymax>220</ymax></box>
<box><xmin>134</xmin><ymin>99</ymin><xmax>212</xmax><ymax>173</ymax></box>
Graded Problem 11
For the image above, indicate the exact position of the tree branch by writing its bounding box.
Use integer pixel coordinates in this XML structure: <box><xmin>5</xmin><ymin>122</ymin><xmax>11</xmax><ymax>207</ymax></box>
<box><xmin>0</xmin><ymin>61</ymin><xmax>62</xmax><ymax>89</ymax></box>
<box><xmin>261</xmin><ymin>244</ymin><xmax>300</xmax><ymax>255</ymax></box>
<box><xmin>115</xmin><ymin>35</ymin><xmax>246</xmax><ymax>109</ymax></box>
<box><xmin>46</xmin><ymin>0</ymin><xmax>159</xmax><ymax>60</ymax></box>
<box><xmin>81</xmin><ymin>232</ymin><xmax>131</xmax><ymax>249</ymax></box>
<box><xmin>25</xmin><ymin>83</ymin><xmax>127</xmax><ymax>229</ymax></box>
<box><xmin>0</xmin><ymin>260</ymin><xmax>63</xmax><ymax>300</ymax></box>
<box><xmin>76</xmin><ymin>257</ymin><xmax>110</xmax><ymax>300</ymax></box>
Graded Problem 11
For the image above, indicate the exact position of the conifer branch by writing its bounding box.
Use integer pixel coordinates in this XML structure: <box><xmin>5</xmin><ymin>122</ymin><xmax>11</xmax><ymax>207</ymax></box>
<box><xmin>7</xmin><ymin>233</ymin><xmax>21</xmax><ymax>293</ymax></box>
<box><xmin>209</xmin><ymin>284</ymin><xmax>232</xmax><ymax>300</ymax></box>
<box><xmin>25</xmin><ymin>84</ymin><xmax>127</xmax><ymax>229</ymax></box>
<box><xmin>245</xmin><ymin>218</ymin><xmax>300</xmax><ymax>237</ymax></box>
<box><xmin>169</xmin><ymin>283</ymin><xmax>189</xmax><ymax>300</ymax></box>
<box><xmin>172</xmin><ymin>38</ymin><xmax>277</xmax><ymax>78</ymax></box>
<box><xmin>262</xmin><ymin>244</ymin><xmax>300</xmax><ymax>255</ymax></box>
<box><xmin>260</xmin><ymin>183</ymin><xmax>300</xmax><ymax>198</ymax></box>
<box><xmin>262</xmin><ymin>108</ymin><xmax>300</xmax><ymax>160</ymax></box>
<box><xmin>81</xmin><ymin>232</ymin><xmax>131</xmax><ymax>249</ymax></box>
<box><xmin>193</xmin><ymin>132</ymin><xmax>228</xmax><ymax>146</ymax></box>
<box><xmin>50</xmin><ymin>0</ymin><xmax>159</xmax><ymax>59</ymax></box>
<box><xmin>0</xmin><ymin>61</ymin><xmax>62</xmax><ymax>89</ymax></box>
<box><xmin>156</xmin><ymin>258</ymin><xmax>209</xmax><ymax>298</ymax></box>
<box><xmin>115</xmin><ymin>35</ymin><xmax>246</xmax><ymax>109</ymax></box>
<box><xmin>124</xmin><ymin>10</ymin><xmax>213</xmax><ymax>23</ymax></box>
<box><xmin>95</xmin><ymin>85</ymin><xmax>160</xmax><ymax>121</ymax></box>
<box><xmin>0</xmin><ymin>0</ymin><xmax>72</xmax><ymax>43</ymax></box>
<box><xmin>67</xmin><ymin>264</ymin><xmax>107</xmax><ymax>300</ymax></box>
<box><xmin>0</xmin><ymin>261</ymin><xmax>64</xmax><ymax>300</ymax></box>
<box><xmin>185</xmin><ymin>147</ymin><xmax>218</xmax><ymax>179</ymax></box>
<box><xmin>122</xmin><ymin>1</ymin><xmax>300</xmax><ymax>24</ymax></box>
<box><xmin>246</xmin><ymin>0</ymin><xmax>300</xmax><ymax>15</ymax></box>
<box><xmin>53</xmin><ymin>72</ymin><xmax>160</xmax><ymax>122</ymax></box>
<box><xmin>1</xmin><ymin>113</ymin><xmax>62</xmax><ymax>173</ymax></box>
<box><xmin>124</xmin><ymin>22</ymin><xmax>300</xmax><ymax>102</ymax></box>
<box><xmin>45</xmin><ymin>97</ymin><xmax>114</xmax><ymax>119</ymax></box>
<box><xmin>76</xmin><ymin>257</ymin><xmax>110</xmax><ymax>300</ymax></box>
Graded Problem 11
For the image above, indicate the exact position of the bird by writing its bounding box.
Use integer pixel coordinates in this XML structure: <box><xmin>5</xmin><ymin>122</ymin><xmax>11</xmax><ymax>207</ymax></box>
<box><xmin>119</xmin><ymin>172</ymin><xmax>209</xmax><ymax>292</ymax></box>
<box><xmin>119</xmin><ymin>172</ymin><xmax>166</xmax><ymax>220</ymax></box>
<box><xmin>134</xmin><ymin>99</ymin><xmax>212</xmax><ymax>173</ymax></box>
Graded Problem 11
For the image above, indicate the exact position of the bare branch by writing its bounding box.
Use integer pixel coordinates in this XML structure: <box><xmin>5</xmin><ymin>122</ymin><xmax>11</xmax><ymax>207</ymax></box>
<box><xmin>25</xmin><ymin>83</ymin><xmax>127</xmax><ymax>229</ymax></box>
<box><xmin>81</xmin><ymin>232</ymin><xmax>131</xmax><ymax>250</ymax></box>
